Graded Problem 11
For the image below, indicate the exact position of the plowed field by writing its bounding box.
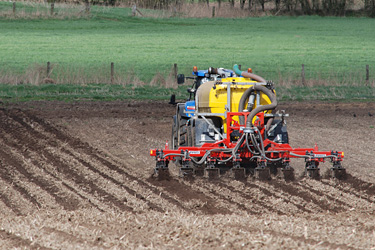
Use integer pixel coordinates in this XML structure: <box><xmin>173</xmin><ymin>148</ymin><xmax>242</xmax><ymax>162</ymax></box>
<box><xmin>0</xmin><ymin>101</ymin><xmax>374</xmax><ymax>249</ymax></box>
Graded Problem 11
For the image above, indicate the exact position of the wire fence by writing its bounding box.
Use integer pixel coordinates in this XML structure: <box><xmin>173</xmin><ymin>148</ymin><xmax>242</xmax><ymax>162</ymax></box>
<box><xmin>0</xmin><ymin>62</ymin><xmax>373</xmax><ymax>87</ymax></box>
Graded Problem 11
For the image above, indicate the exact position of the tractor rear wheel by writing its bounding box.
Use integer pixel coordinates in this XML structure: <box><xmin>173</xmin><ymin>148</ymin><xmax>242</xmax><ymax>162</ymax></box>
<box><xmin>178</xmin><ymin>115</ymin><xmax>188</xmax><ymax>147</ymax></box>
<box><xmin>187</xmin><ymin>123</ymin><xmax>195</xmax><ymax>147</ymax></box>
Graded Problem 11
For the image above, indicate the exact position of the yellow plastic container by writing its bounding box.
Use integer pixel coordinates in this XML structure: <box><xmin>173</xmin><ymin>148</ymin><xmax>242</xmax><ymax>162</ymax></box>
<box><xmin>196</xmin><ymin>77</ymin><xmax>274</xmax><ymax>133</ymax></box>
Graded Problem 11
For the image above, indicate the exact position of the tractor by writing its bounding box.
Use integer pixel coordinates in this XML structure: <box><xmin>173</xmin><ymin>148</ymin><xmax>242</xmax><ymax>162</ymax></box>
<box><xmin>150</xmin><ymin>65</ymin><xmax>345</xmax><ymax>180</ymax></box>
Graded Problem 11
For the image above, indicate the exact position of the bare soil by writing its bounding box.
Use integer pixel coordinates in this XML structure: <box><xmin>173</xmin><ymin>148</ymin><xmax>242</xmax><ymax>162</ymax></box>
<box><xmin>0</xmin><ymin>100</ymin><xmax>374</xmax><ymax>249</ymax></box>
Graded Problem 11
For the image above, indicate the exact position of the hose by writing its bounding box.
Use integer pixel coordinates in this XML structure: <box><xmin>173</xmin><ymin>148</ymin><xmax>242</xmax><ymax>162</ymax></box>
<box><xmin>233</xmin><ymin>64</ymin><xmax>266</xmax><ymax>83</ymax></box>
<box><xmin>190</xmin><ymin>134</ymin><xmax>246</xmax><ymax>165</ymax></box>
<box><xmin>237</xmin><ymin>85</ymin><xmax>277</xmax><ymax>128</ymax></box>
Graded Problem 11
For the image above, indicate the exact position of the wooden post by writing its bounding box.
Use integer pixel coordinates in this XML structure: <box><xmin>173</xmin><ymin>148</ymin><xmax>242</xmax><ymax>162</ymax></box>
<box><xmin>239</xmin><ymin>64</ymin><xmax>241</xmax><ymax>70</ymax></box>
<box><xmin>85</xmin><ymin>2</ymin><xmax>90</xmax><ymax>14</ymax></box>
<box><xmin>47</xmin><ymin>62</ymin><xmax>51</xmax><ymax>78</ymax></box>
<box><xmin>218</xmin><ymin>0</ymin><xmax>221</xmax><ymax>8</ymax></box>
<box><xmin>366</xmin><ymin>64</ymin><xmax>369</xmax><ymax>82</ymax></box>
<box><xmin>212</xmin><ymin>6</ymin><xmax>215</xmax><ymax>17</ymax></box>
<box><xmin>206</xmin><ymin>0</ymin><xmax>209</xmax><ymax>6</ymax></box>
<box><xmin>174</xmin><ymin>63</ymin><xmax>178</xmax><ymax>80</ymax></box>
<box><xmin>51</xmin><ymin>3</ymin><xmax>54</xmax><ymax>16</ymax></box>
<box><xmin>13</xmin><ymin>2</ymin><xmax>16</xmax><ymax>14</ymax></box>
<box><xmin>111</xmin><ymin>62</ymin><xmax>114</xmax><ymax>84</ymax></box>
<box><xmin>301</xmin><ymin>64</ymin><xmax>305</xmax><ymax>85</ymax></box>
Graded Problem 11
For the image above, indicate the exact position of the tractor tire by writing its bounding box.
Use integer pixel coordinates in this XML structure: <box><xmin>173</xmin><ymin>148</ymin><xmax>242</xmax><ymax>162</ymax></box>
<box><xmin>171</xmin><ymin>115</ymin><xmax>178</xmax><ymax>150</ymax></box>
<box><xmin>178</xmin><ymin>116</ymin><xmax>188</xmax><ymax>147</ymax></box>
<box><xmin>187</xmin><ymin>123</ymin><xmax>195</xmax><ymax>147</ymax></box>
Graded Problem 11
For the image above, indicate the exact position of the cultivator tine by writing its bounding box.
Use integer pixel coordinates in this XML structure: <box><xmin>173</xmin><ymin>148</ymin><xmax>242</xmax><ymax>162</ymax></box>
<box><xmin>179</xmin><ymin>167</ymin><xmax>194</xmax><ymax>179</ymax></box>
<box><xmin>204</xmin><ymin>158</ymin><xmax>220</xmax><ymax>179</ymax></box>
<box><xmin>254</xmin><ymin>160</ymin><xmax>271</xmax><ymax>180</ymax></box>
<box><xmin>193</xmin><ymin>167</ymin><xmax>205</xmax><ymax>177</ymax></box>
<box><xmin>305</xmin><ymin>160</ymin><xmax>320</xmax><ymax>180</ymax></box>
<box><xmin>280</xmin><ymin>162</ymin><xmax>295</xmax><ymax>181</ymax></box>
<box><xmin>231</xmin><ymin>159</ymin><xmax>246</xmax><ymax>180</ymax></box>
<box><xmin>154</xmin><ymin>150</ymin><xmax>170</xmax><ymax>180</ymax></box>
<box><xmin>156</xmin><ymin>167</ymin><xmax>170</xmax><ymax>181</ymax></box>
<box><xmin>330</xmin><ymin>160</ymin><xmax>346</xmax><ymax>180</ymax></box>
<box><xmin>231</xmin><ymin>168</ymin><xmax>246</xmax><ymax>180</ymax></box>
<box><xmin>204</xmin><ymin>168</ymin><xmax>220</xmax><ymax>179</ymax></box>
<box><xmin>179</xmin><ymin>151</ymin><xmax>194</xmax><ymax>179</ymax></box>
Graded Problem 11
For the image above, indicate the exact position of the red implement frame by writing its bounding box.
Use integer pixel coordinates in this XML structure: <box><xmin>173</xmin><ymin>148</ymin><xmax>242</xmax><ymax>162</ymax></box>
<box><xmin>150</xmin><ymin>112</ymin><xmax>344</xmax><ymax>166</ymax></box>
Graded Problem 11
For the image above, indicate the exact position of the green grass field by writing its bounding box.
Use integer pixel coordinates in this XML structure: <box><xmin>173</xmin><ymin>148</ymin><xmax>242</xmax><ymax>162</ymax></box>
<box><xmin>1</xmin><ymin>2</ymin><xmax>375</xmax><ymax>83</ymax></box>
<box><xmin>0</xmin><ymin>1</ymin><xmax>375</xmax><ymax>101</ymax></box>
<box><xmin>1</xmin><ymin>83</ymin><xmax>374</xmax><ymax>102</ymax></box>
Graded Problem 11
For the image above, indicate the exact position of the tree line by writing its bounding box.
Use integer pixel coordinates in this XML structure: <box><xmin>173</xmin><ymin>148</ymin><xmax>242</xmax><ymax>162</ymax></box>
<box><xmin>82</xmin><ymin>0</ymin><xmax>375</xmax><ymax>17</ymax></box>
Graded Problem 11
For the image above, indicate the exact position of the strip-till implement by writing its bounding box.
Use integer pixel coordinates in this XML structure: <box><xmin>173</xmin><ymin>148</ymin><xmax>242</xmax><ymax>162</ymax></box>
<box><xmin>150</xmin><ymin>65</ymin><xmax>345</xmax><ymax>180</ymax></box>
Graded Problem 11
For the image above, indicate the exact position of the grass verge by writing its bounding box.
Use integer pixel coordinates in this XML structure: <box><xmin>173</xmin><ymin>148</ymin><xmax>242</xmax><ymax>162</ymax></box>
<box><xmin>0</xmin><ymin>83</ymin><xmax>374</xmax><ymax>103</ymax></box>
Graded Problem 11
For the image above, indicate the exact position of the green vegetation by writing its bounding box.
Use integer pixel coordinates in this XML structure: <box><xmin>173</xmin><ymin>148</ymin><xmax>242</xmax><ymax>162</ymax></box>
<box><xmin>1</xmin><ymin>2</ymin><xmax>375</xmax><ymax>83</ymax></box>
<box><xmin>0</xmin><ymin>84</ymin><xmax>374</xmax><ymax>102</ymax></box>
<box><xmin>0</xmin><ymin>2</ymin><xmax>374</xmax><ymax>101</ymax></box>
<box><xmin>0</xmin><ymin>84</ymin><xmax>182</xmax><ymax>102</ymax></box>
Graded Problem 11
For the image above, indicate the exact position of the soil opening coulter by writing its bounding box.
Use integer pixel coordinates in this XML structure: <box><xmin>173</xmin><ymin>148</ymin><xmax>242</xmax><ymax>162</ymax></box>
<box><xmin>150</xmin><ymin>65</ymin><xmax>345</xmax><ymax>180</ymax></box>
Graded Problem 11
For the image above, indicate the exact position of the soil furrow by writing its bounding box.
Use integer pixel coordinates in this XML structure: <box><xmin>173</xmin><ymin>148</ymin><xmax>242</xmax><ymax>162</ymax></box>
<box><xmin>0</xmin><ymin>229</ymin><xmax>51</xmax><ymax>250</ymax></box>
<box><xmin>296</xmin><ymin>181</ymin><xmax>354</xmax><ymax>210</ymax></box>
<box><xmin>0</xmin><ymin>101</ymin><xmax>373</xmax><ymax>249</ymax></box>
<box><xmin>0</xmin><ymin>150</ymin><xmax>42</xmax><ymax>209</ymax></box>
<box><xmin>41</xmin><ymin>227</ymin><xmax>106</xmax><ymax>249</ymax></box>
<box><xmin>245</xmin><ymin>180</ymin><xmax>312</xmax><ymax>213</ymax></box>
<box><xmin>0</xmin><ymin>191</ymin><xmax>22</xmax><ymax>216</ymax></box>
<box><xmin>266</xmin><ymin>179</ymin><xmax>338</xmax><ymax>212</ymax></box>
<box><xmin>15</xmin><ymin>109</ymin><xmax>208</xmax><ymax>214</ymax></box>
<box><xmin>215</xmin><ymin>180</ymin><xmax>287</xmax><ymax>215</ymax></box>
<box><xmin>6</xmin><ymin>109</ymin><xmax>164</xmax><ymax>213</ymax></box>
<box><xmin>148</xmin><ymin>177</ymin><xmax>232</xmax><ymax>214</ymax></box>
<box><xmin>321</xmin><ymin>179</ymin><xmax>375</xmax><ymax>204</ymax></box>
<box><xmin>60</xmin><ymin>148</ymin><xmax>164</xmax><ymax>213</ymax></box>
<box><xmin>1</xmin><ymin>130</ymin><xmax>105</xmax><ymax>212</ymax></box>
<box><xmin>263</xmin><ymin>229</ymin><xmax>359</xmax><ymax>250</ymax></box>
<box><xmin>1</xmin><ymin>113</ymin><xmax>133</xmax><ymax>213</ymax></box>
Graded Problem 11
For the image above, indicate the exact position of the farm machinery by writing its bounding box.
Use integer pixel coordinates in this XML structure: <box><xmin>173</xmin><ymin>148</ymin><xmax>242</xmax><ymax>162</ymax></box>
<box><xmin>150</xmin><ymin>65</ymin><xmax>345</xmax><ymax>180</ymax></box>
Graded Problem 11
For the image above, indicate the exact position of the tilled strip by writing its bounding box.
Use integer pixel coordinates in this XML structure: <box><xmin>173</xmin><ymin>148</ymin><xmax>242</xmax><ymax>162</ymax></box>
<box><xmin>20</xmin><ymin>110</ymin><xmax>221</xmax><ymax>214</ymax></box>
<box><xmin>0</xmin><ymin>112</ymin><xmax>133</xmax><ymax>213</ymax></box>
<box><xmin>0</xmin><ymin>188</ymin><xmax>22</xmax><ymax>216</ymax></box>
<box><xmin>9</xmin><ymin>109</ymin><xmax>167</xmax><ymax>213</ymax></box>
<box><xmin>265</xmin><ymin>179</ymin><xmax>342</xmax><ymax>212</ymax></box>
<box><xmin>0</xmin><ymin>229</ymin><xmax>51</xmax><ymax>250</ymax></box>
<box><xmin>322</xmin><ymin>175</ymin><xmax>375</xmax><ymax>203</ymax></box>
<box><xmin>296</xmin><ymin>181</ymin><xmax>353</xmax><ymax>212</ymax></box>
<box><xmin>215</xmin><ymin>180</ymin><xmax>287</xmax><ymax>215</ymax></box>
<box><xmin>244</xmin><ymin>180</ymin><xmax>312</xmax><ymax>213</ymax></box>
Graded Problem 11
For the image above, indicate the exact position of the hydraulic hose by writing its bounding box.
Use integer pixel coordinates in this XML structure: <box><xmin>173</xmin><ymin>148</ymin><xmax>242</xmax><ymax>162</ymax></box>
<box><xmin>233</xmin><ymin>64</ymin><xmax>267</xmax><ymax>83</ymax></box>
<box><xmin>238</xmin><ymin>85</ymin><xmax>277</xmax><ymax>128</ymax></box>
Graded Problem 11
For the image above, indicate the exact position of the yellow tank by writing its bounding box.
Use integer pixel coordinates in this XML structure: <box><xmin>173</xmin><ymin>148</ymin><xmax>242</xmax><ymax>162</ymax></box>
<box><xmin>196</xmin><ymin>77</ymin><xmax>274</xmax><ymax>133</ymax></box>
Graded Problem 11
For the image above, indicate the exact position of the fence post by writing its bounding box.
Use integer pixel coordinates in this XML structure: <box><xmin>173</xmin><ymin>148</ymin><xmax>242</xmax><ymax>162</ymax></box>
<box><xmin>85</xmin><ymin>2</ymin><xmax>90</xmax><ymax>14</ymax></box>
<box><xmin>13</xmin><ymin>2</ymin><xmax>16</xmax><ymax>14</ymax></box>
<box><xmin>174</xmin><ymin>63</ymin><xmax>178</xmax><ymax>80</ymax></box>
<box><xmin>212</xmin><ymin>6</ymin><xmax>215</xmax><ymax>17</ymax></box>
<box><xmin>111</xmin><ymin>62</ymin><xmax>114</xmax><ymax>84</ymax></box>
<box><xmin>51</xmin><ymin>3</ymin><xmax>54</xmax><ymax>16</ymax></box>
<box><xmin>238</xmin><ymin>64</ymin><xmax>241</xmax><ymax>70</ymax></box>
<box><xmin>366</xmin><ymin>64</ymin><xmax>369</xmax><ymax>83</ymax></box>
<box><xmin>301</xmin><ymin>64</ymin><xmax>305</xmax><ymax>86</ymax></box>
<box><xmin>47</xmin><ymin>62</ymin><xmax>51</xmax><ymax>78</ymax></box>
